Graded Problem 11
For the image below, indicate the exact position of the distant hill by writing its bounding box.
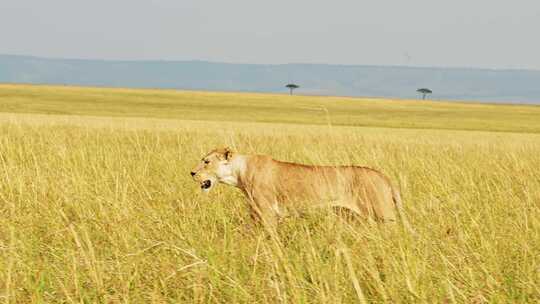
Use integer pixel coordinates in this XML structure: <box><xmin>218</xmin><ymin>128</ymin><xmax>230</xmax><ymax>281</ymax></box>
<box><xmin>1</xmin><ymin>54</ymin><xmax>540</xmax><ymax>104</ymax></box>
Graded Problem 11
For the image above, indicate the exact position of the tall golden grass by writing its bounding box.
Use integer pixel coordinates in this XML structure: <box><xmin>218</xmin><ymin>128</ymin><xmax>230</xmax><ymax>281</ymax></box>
<box><xmin>0</xmin><ymin>86</ymin><xmax>539</xmax><ymax>302</ymax></box>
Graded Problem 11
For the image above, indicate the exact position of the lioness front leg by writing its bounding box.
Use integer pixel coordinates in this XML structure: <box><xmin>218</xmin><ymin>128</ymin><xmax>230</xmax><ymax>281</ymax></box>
<box><xmin>248</xmin><ymin>196</ymin><xmax>280</xmax><ymax>229</ymax></box>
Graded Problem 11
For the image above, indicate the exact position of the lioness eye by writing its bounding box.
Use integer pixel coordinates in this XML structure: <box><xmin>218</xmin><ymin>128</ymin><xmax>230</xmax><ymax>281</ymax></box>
<box><xmin>204</xmin><ymin>160</ymin><xmax>210</xmax><ymax>164</ymax></box>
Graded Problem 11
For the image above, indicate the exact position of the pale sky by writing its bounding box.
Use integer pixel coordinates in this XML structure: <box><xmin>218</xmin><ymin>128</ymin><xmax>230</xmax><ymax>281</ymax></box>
<box><xmin>2</xmin><ymin>0</ymin><xmax>540</xmax><ymax>69</ymax></box>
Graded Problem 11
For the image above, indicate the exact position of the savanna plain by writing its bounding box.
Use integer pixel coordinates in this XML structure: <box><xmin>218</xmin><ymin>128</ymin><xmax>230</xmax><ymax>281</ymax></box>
<box><xmin>0</xmin><ymin>84</ymin><xmax>539</xmax><ymax>303</ymax></box>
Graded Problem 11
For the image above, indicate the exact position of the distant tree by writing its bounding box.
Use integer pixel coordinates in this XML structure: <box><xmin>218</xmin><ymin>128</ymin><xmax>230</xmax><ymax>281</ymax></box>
<box><xmin>416</xmin><ymin>88</ymin><xmax>432</xmax><ymax>100</ymax></box>
<box><xmin>285</xmin><ymin>83</ymin><xmax>300</xmax><ymax>95</ymax></box>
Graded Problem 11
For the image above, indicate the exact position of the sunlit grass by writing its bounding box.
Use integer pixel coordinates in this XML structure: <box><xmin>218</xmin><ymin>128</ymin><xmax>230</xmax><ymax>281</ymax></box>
<box><xmin>0</xmin><ymin>85</ymin><xmax>539</xmax><ymax>302</ymax></box>
<box><xmin>1</xmin><ymin>84</ymin><xmax>540</xmax><ymax>133</ymax></box>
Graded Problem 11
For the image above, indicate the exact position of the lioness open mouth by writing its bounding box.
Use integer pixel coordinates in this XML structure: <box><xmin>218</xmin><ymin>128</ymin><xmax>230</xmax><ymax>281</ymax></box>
<box><xmin>201</xmin><ymin>180</ymin><xmax>212</xmax><ymax>189</ymax></box>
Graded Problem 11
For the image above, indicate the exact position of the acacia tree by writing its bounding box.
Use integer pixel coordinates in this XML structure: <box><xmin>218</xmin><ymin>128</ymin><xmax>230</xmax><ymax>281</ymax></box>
<box><xmin>285</xmin><ymin>83</ymin><xmax>299</xmax><ymax>95</ymax></box>
<box><xmin>417</xmin><ymin>88</ymin><xmax>433</xmax><ymax>100</ymax></box>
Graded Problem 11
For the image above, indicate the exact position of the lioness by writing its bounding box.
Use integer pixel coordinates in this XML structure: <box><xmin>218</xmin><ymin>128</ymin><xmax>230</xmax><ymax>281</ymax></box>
<box><xmin>190</xmin><ymin>147</ymin><xmax>407</xmax><ymax>227</ymax></box>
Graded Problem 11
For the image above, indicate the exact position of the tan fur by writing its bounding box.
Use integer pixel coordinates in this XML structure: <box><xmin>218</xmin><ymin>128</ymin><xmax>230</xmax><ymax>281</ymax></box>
<box><xmin>191</xmin><ymin>148</ymin><xmax>407</xmax><ymax>227</ymax></box>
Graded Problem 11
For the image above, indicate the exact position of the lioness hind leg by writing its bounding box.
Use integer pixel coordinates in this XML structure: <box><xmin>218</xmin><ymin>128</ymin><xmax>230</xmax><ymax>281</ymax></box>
<box><xmin>354</xmin><ymin>185</ymin><xmax>397</xmax><ymax>223</ymax></box>
<box><xmin>374</xmin><ymin>191</ymin><xmax>398</xmax><ymax>223</ymax></box>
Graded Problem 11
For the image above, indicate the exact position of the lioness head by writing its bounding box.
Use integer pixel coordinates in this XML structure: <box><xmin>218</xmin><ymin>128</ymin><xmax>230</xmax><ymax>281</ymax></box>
<box><xmin>190</xmin><ymin>147</ymin><xmax>236</xmax><ymax>192</ymax></box>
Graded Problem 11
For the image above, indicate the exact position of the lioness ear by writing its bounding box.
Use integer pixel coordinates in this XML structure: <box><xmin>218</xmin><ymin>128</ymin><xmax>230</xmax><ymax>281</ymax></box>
<box><xmin>223</xmin><ymin>147</ymin><xmax>234</xmax><ymax>160</ymax></box>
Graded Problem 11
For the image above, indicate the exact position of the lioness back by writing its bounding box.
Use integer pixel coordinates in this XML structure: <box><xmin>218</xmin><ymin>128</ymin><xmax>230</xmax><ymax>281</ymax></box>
<box><xmin>245</xmin><ymin>155</ymin><xmax>398</xmax><ymax>221</ymax></box>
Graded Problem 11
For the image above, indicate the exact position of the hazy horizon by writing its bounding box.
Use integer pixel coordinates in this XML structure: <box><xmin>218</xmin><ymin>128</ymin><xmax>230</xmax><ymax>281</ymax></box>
<box><xmin>3</xmin><ymin>54</ymin><xmax>540</xmax><ymax>104</ymax></box>
<box><xmin>4</xmin><ymin>53</ymin><xmax>540</xmax><ymax>72</ymax></box>
<box><xmin>2</xmin><ymin>0</ymin><xmax>540</xmax><ymax>70</ymax></box>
